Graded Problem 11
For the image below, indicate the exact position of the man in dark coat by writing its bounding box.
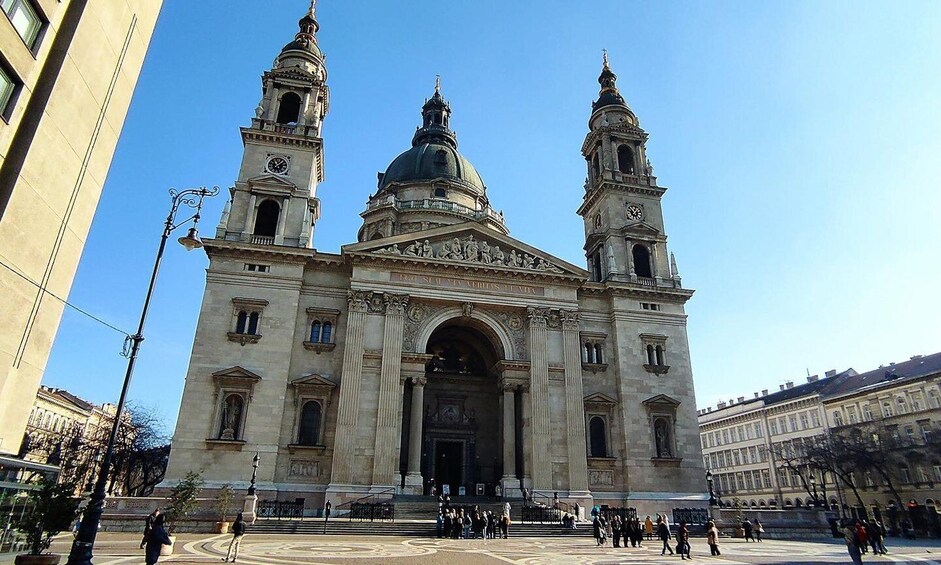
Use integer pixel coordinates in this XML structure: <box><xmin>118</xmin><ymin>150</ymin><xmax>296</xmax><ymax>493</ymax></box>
<box><xmin>223</xmin><ymin>512</ymin><xmax>247</xmax><ymax>562</ymax></box>
<box><xmin>657</xmin><ymin>517</ymin><xmax>674</xmax><ymax>555</ymax></box>
<box><xmin>140</xmin><ymin>509</ymin><xmax>160</xmax><ymax>549</ymax></box>
<box><xmin>742</xmin><ymin>518</ymin><xmax>754</xmax><ymax>541</ymax></box>
<box><xmin>144</xmin><ymin>513</ymin><xmax>172</xmax><ymax>564</ymax></box>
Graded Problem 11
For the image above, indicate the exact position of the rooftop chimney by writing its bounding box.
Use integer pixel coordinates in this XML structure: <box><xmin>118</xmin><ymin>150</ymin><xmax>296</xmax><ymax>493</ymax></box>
<box><xmin>911</xmin><ymin>355</ymin><xmax>924</xmax><ymax>360</ymax></box>
<box><xmin>754</xmin><ymin>392</ymin><xmax>759</xmax><ymax>399</ymax></box>
<box><xmin>807</xmin><ymin>375</ymin><xmax>819</xmax><ymax>383</ymax></box>
<box><xmin>785</xmin><ymin>381</ymin><xmax>794</xmax><ymax>389</ymax></box>
<box><xmin>717</xmin><ymin>401</ymin><xmax>727</xmax><ymax>409</ymax></box>
<box><xmin>779</xmin><ymin>385</ymin><xmax>785</xmax><ymax>391</ymax></box>
<box><xmin>738</xmin><ymin>396</ymin><xmax>745</xmax><ymax>403</ymax></box>
<box><xmin>761</xmin><ymin>389</ymin><xmax>768</xmax><ymax>396</ymax></box>
<box><xmin>707</xmin><ymin>407</ymin><xmax>713</xmax><ymax>413</ymax></box>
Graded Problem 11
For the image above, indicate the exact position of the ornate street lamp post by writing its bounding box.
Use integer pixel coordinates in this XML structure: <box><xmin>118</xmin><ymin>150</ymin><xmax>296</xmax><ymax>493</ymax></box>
<box><xmin>810</xmin><ymin>473</ymin><xmax>821</xmax><ymax>508</ymax></box>
<box><xmin>706</xmin><ymin>471</ymin><xmax>717</xmax><ymax>506</ymax></box>
<box><xmin>67</xmin><ymin>186</ymin><xmax>218</xmax><ymax>565</ymax></box>
<box><xmin>248</xmin><ymin>453</ymin><xmax>260</xmax><ymax>496</ymax></box>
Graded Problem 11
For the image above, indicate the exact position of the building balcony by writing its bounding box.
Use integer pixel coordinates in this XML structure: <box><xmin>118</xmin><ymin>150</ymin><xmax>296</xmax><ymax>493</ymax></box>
<box><xmin>366</xmin><ymin>197</ymin><xmax>507</xmax><ymax>227</ymax></box>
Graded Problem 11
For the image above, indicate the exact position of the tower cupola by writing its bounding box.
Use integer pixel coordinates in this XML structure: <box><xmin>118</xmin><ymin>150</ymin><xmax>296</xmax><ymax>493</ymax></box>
<box><xmin>277</xmin><ymin>1</ymin><xmax>324</xmax><ymax>70</ymax></box>
<box><xmin>589</xmin><ymin>51</ymin><xmax>637</xmax><ymax>129</ymax></box>
<box><xmin>413</xmin><ymin>78</ymin><xmax>457</xmax><ymax>148</ymax></box>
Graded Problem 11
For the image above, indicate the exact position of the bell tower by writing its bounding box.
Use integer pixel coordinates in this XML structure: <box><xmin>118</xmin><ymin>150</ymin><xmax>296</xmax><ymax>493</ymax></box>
<box><xmin>577</xmin><ymin>53</ymin><xmax>681</xmax><ymax>287</ymax></box>
<box><xmin>216</xmin><ymin>2</ymin><xmax>329</xmax><ymax>248</ymax></box>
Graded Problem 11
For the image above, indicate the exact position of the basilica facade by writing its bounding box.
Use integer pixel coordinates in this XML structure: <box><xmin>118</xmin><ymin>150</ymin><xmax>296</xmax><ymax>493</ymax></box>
<box><xmin>163</xmin><ymin>6</ymin><xmax>707</xmax><ymax>515</ymax></box>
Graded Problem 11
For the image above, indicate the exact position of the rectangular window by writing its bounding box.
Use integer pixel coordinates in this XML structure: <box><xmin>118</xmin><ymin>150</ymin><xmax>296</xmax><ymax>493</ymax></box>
<box><xmin>848</xmin><ymin>407</ymin><xmax>858</xmax><ymax>424</ymax></box>
<box><xmin>779</xmin><ymin>417</ymin><xmax>788</xmax><ymax>433</ymax></box>
<box><xmin>900</xmin><ymin>468</ymin><xmax>911</xmax><ymax>483</ymax></box>
<box><xmin>905</xmin><ymin>426</ymin><xmax>916</xmax><ymax>442</ymax></box>
<box><xmin>754</xmin><ymin>422</ymin><xmax>763</xmax><ymax>438</ymax></box>
<box><xmin>768</xmin><ymin>419</ymin><xmax>777</xmax><ymax>435</ymax></box>
<box><xmin>862</xmin><ymin>405</ymin><xmax>872</xmax><ymax>421</ymax></box>
<box><xmin>800</xmin><ymin>413</ymin><xmax>809</xmax><ymax>429</ymax></box>
<box><xmin>921</xmin><ymin>423</ymin><xmax>931</xmax><ymax>443</ymax></box>
<box><xmin>0</xmin><ymin>63</ymin><xmax>16</xmax><ymax>119</ymax></box>
<box><xmin>789</xmin><ymin>415</ymin><xmax>798</xmax><ymax>431</ymax></box>
<box><xmin>723</xmin><ymin>429</ymin><xmax>730</xmax><ymax>444</ymax></box>
<box><xmin>2</xmin><ymin>0</ymin><xmax>41</xmax><ymax>48</ymax></box>
<box><xmin>640</xmin><ymin>302</ymin><xmax>661</xmax><ymax>311</ymax></box>
<box><xmin>763</xmin><ymin>469</ymin><xmax>771</xmax><ymax>488</ymax></box>
<box><xmin>933</xmin><ymin>464</ymin><xmax>941</xmax><ymax>483</ymax></box>
<box><xmin>244</xmin><ymin>263</ymin><xmax>271</xmax><ymax>272</ymax></box>
<box><xmin>811</xmin><ymin>411</ymin><xmax>821</xmax><ymax>427</ymax></box>
<box><xmin>912</xmin><ymin>394</ymin><xmax>923</xmax><ymax>412</ymax></box>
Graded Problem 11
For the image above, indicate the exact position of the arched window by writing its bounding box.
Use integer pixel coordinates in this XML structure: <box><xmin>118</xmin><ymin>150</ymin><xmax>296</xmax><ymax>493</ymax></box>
<box><xmin>583</xmin><ymin>343</ymin><xmax>592</xmax><ymax>363</ymax></box>
<box><xmin>253</xmin><ymin>200</ymin><xmax>280</xmax><ymax>237</ymax></box>
<box><xmin>310</xmin><ymin>321</ymin><xmax>321</xmax><ymax>342</ymax></box>
<box><xmin>930</xmin><ymin>389</ymin><xmax>941</xmax><ymax>409</ymax></box>
<box><xmin>633</xmin><ymin>244</ymin><xmax>652</xmax><ymax>278</ymax></box>
<box><xmin>882</xmin><ymin>402</ymin><xmax>893</xmax><ymax>417</ymax></box>
<box><xmin>795</xmin><ymin>499</ymin><xmax>803</xmax><ymax>508</ymax></box>
<box><xmin>589</xmin><ymin>416</ymin><xmax>607</xmax><ymax>457</ymax></box>
<box><xmin>832</xmin><ymin>411</ymin><xmax>843</xmax><ymax>427</ymax></box>
<box><xmin>759</xmin><ymin>500</ymin><xmax>767</xmax><ymax>508</ymax></box>
<box><xmin>617</xmin><ymin>144</ymin><xmax>635</xmax><ymax>174</ymax></box>
<box><xmin>247</xmin><ymin>312</ymin><xmax>260</xmax><ymax>335</ymax></box>
<box><xmin>591</xmin><ymin>152</ymin><xmax>600</xmax><ymax>180</ymax></box>
<box><xmin>594</xmin><ymin>344</ymin><xmax>603</xmax><ymax>364</ymax></box>
<box><xmin>218</xmin><ymin>394</ymin><xmax>245</xmax><ymax>440</ymax></box>
<box><xmin>646</xmin><ymin>344</ymin><xmax>656</xmax><ymax>365</ymax></box>
<box><xmin>434</xmin><ymin>187</ymin><xmax>447</xmax><ymax>198</ymax></box>
<box><xmin>297</xmin><ymin>400</ymin><xmax>322</xmax><ymax>446</ymax></box>
<box><xmin>276</xmin><ymin>92</ymin><xmax>302</xmax><ymax>124</ymax></box>
<box><xmin>235</xmin><ymin>311</ymin><xmax>248</xmax><ymax>334</ymax></box>
<box><xmin>321</xmin><ymin>322</ymin><xmax>332</xmax><ymax>343</ymax></box>
<box><xmin>655</xmin><ymin>345</ymin><xmax>664</xmax><ymax>366</ymax></box>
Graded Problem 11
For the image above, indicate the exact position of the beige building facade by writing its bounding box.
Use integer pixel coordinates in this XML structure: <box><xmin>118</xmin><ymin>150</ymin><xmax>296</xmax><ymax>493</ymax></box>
<box><xmin>699</xmin><ymin>352</ymin><xmax>941</xmax><ymax>528</ymax></box>
<box><xmin>0</xmin><ymin>0</ymin><xmax>163</xmax><ymax>454</ymax></box>
<box><xmin>164</xmin><ymin>9</ymin><xmax>706</xmax><ymax>515</ymax></box>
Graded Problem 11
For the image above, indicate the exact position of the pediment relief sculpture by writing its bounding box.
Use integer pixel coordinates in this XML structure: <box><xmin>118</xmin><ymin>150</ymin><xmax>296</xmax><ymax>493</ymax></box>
<box><xmin>373</xmin><ymin>234</ymin><xmax>564</xmax><ymax>273</ymax></box>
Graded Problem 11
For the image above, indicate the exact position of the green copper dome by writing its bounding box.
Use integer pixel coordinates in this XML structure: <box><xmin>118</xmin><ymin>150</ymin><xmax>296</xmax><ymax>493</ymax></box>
<box><xmin>380</xmin><ymin>142</ymin><xmax>485</xmax><ymax>193</ymax></box>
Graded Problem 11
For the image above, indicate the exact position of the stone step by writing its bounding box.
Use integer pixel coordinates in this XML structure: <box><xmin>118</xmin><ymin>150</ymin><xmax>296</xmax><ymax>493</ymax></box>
<box><xmin>252</xmin><ymin>519</ymin><xmax>594</xmax><ymax>537</ymax></box>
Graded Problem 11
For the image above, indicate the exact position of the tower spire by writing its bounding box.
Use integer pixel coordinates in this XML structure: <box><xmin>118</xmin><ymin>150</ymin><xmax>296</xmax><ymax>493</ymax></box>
<box><xmin>435</xmin><ymin>74</ymin><xmax>441</xmax><ymax>94</ymax></box>
<box><xmin>602</xmin><ymin>48</ymin><xmax>609</xmax><ymax>68</ymax></box>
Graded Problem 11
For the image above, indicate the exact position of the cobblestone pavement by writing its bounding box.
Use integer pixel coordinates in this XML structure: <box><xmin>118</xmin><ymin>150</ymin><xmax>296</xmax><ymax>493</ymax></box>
<box><xmin>14</xmin><ymin>533</ymin><xmax>941</xmax><ymax>564</ymax></box>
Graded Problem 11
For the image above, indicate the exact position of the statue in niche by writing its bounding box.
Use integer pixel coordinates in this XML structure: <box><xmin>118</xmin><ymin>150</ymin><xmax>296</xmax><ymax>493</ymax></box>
<box><xmin>254</xmin><ymin>99</ymin><xmax>265</xmax><ymax>119</ymax></box>
<box><xmin>219</xmin><ymin>395</ymin><xmax>242</xmax><ymax>440</ymax></box>
<box><xmin>654</xmin><ymin>418</ymin><xmax>673</xmax><ymax>458</ymax></box>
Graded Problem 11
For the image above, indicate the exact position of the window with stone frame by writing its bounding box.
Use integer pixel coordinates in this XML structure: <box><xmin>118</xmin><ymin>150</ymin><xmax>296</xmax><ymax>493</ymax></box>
<box><xmin>640</xmin><ymin>333</ymin><xmax>669</xmax><ymax>375</ymax></box>
<box><xmin>584</xmin><ymin>393</ymin><xmax>616</xmax><ymax>459</ymax></box>
<box><xmin>643</xmin><ymin>394</ymin><xmax>681</xmax><ymax>462</ymax></box>
<box><xmin>228</xmin><ymin>297</ymin><xmax>268</xmax><ymax>345</ymax></box>
<box><xmin>580</xmin><ymin>332</ymin><xmax>608</xmax><ymax>371</ymax></box>
<box><xmin>288</xmin><ymin>374</ymin><xmax>336</xmax><ymax>452</ymax></box>
<box><xmin>303</xmin><ymin>307</ymin><xmax>340</xmax><ymax>353</ymax></box>
<box><xmin>930</xmin><ymin>389</ymin><xmax>941</xmax><ymax>409</ymax></box>
<box><xmin>207</xmin><ymin>366</ymin><xmax>262</xmax><ymax>447</ymax></box>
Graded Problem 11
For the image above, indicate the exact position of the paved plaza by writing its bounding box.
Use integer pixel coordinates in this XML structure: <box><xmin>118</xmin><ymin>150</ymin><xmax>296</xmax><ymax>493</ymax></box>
<box><xmin>9</xmin><ymin>533</ymin><xmax>938</xmax><ymax>564</ymax></box>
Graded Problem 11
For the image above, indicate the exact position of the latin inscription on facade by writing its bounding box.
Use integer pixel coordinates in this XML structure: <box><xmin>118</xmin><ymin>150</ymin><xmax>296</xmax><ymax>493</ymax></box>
<box><xmin>391</xmin><ymin>272</ymin><xmax>545</xmax><ymax>297</ymax></box>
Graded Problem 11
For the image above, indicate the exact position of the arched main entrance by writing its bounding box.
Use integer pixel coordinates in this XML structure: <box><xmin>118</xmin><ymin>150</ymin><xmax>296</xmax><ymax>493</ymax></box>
<box><xmin>400</xmin><ymin>319</ymin><xmax>508</xmax><ymax>496</ymax></box>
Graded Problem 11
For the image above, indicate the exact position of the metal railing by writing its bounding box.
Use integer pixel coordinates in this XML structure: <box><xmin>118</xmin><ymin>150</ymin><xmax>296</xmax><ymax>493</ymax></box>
<box><xmin>521</xmin><ymin>504</ymin><xmax>562</xmax><ymax>524</ymax></box>
<box><xmin>250</xmin><ymin>235</ymin><xmax>274</xmax><ymax>245</ymax></box>
<box><xmin>257</xmin><ymin>499</ymin><xmax>304</xmax><ymax>520</ymax></box>
<box><xmin>336</xmin><ymin>487</ymin><xmax>396</xmax><ymax>522</ymax></box>
<box><xmin>672</xmin><ymin>507</ymin><xmax>710</xmax><ymax>525</ymax></box>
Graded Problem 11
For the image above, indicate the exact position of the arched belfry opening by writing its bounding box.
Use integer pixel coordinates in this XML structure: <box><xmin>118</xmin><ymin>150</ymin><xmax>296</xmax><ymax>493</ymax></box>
<box><xmin>401</xmin><ymin>319</ymin><xmax>513</xmax><ymax>496</ymax></box>
<box><xmin>276</xmin><ymin>92</ymin><xmax>302</xmax><ymax>124</ymax></box>
<box><xmin>632</xmin><ymin>244</ymin><xmax>653</xmax><ymax>278</ymax></box>
<box><xmin>253</xmin><ymin>199</ymin><xmax>280</xmax><ymax>237</ymax></box>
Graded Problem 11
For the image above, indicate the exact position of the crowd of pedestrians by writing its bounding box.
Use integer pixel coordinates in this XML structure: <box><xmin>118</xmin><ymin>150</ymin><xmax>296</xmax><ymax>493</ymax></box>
<box><xmin>843</xmin><ymin>518</ymin><xmax>888</xmax><ymax>564</ymax></box>
<box><xmin>436</xmin><ymin>496</ymin><xmax>511</xmax><ymax>539</ymax></box>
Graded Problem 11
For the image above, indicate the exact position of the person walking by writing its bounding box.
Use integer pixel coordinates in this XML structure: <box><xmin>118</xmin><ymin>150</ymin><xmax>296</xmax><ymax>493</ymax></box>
<box><xmin>754</xmin><ymin>518</ymin><xmax>764</xmax><ymax>542</ymax></box>
<box><xmin>657</xmin><ymin>517</ymin><xmax>674</xmax><ymax>555</ymax></box>
<box><xmin>874</xmin><ymin>520</ymin><xmax>888</xmax><ymax>554</ymax></box>
<box><xmin>593</xmin><ymin>515</ymin><xmax>604</xmax><ymax>546</ymax></box>
<box><xmin>462</xmin><ymin>509</ymin><xmax>472</xmax><ymax>539</ymax></box>
<box><xmin>844</xmin><ymin>519</ymin><xmax>864</xmax><ymax>565</ymax></box>
<box><xmin>500</xmin><ymin>512</ymin><xmax>510</xmax><ymax>539</ymax></box>
<box><xmin>706</xmin><ymin>520</ymin><xmax>721</xmax><ymax>556</ymax></box>
<box><xmin>144</xmin><ymin>513</ymin><xmax>172</xmax><ymax>565</ymax></box>
<box><xmin>678</xmin><ymin>521</ymin><xmax>691</xmax><ymax>560</ymax></box>
<box><xmin>855</xmin><ymin>520</ymin><xmax>869</xmax><ymax>554</ymax></box>
<box><xmin>612</xmin><ymin>515</ymin><xmax>622</xmax><ymax>548</ymax></box>
<box><xmin>644</xmin><ymin>515</ymin><xmax>654</xmax><ymax>540</ymax></box>
<box><xmin>742</xmin><ymin>518</ymin><xmax>754</xmax><ymax>542</ymax></box>
<box><xmin>140</xmin><ymin>509</ymin><xmax>160</xmax><ymax>550</ymax></box>
<box><xmin>222</xmin><ymin>512</ymin><xmax>246</xmax><ymax>563</ymax></box>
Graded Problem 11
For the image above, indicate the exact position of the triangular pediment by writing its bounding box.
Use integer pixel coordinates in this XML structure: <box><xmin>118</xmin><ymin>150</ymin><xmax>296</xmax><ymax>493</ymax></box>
<box><xmin>212</xmin><ymin>366</ymin><xmax>262</xmax><ymax>382</ymax></box>
<box><xmin>342</xmin><ymin>222</ymin><xmax>588</xmax><ymax>278</ymax></box>
<box><xmin>584</xmin><ymin>392</ymin><xmax>617</xmax><ymax>405</ymax></box>
<box><xmin>642</xmin><ymin>394</ymin><xmax>681</xmax><ymax>408</ymax></box>
<box><xmin>621</xmin><ymin>221</ymin><xmax>661</xmax><ymax>236</ymax></box>
<box><xmin>290</xmin><ymin>374</ymin><xmax>337</xmax><ymax>388</ymax></box>
<box><xmin>248</xmin><ymin>174</ymin><xmax>298</xmax><ymax>191</ymax></box>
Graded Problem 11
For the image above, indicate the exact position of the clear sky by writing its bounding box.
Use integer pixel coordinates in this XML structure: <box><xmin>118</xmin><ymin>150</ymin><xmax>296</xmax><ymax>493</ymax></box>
<box><xmin>43</xmin><ymin>1</ymin><xmax>941</xmax><ymax>429</ymax></box>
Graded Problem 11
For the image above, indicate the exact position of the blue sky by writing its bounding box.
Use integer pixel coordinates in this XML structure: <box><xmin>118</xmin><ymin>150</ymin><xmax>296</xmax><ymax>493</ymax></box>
<box><xmin>44</xmin><ymin>1</ymin><xmax>941</xmax><ymax>430</ymax></box>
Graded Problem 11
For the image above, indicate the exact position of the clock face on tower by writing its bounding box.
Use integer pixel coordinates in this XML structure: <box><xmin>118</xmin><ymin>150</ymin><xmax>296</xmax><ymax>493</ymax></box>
<box><xmin>266</xmin><ymin>156</ymin><xmax>289</xmax><ymax>175</ymax></box>
<box><xmin>626</xmin><ymin>203</ymin><xmax>644</xmax><ymax>221</ymax></box>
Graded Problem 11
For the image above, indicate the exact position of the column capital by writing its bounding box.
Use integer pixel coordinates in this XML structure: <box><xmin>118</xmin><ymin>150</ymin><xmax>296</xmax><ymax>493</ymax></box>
<box><xmin>347</xmin><ymin>290</ymin><xmax>371</xmax><ymax>313</ymax></box>
<box><xmin>383</xmin><ymin>293</ymin><xmax>410</xmax><ymax>316</ymax></box>
<box><xmin>410</xmin><ymin>375</ymin><xmax>428</xmax><ymax>387</ymax></box>
<box><xmin>559</xmin><ymin>309</ymin><xmax>580</xmax><ymax>330</ymax></box>
<box><xmin>526</xmin><ymin>307</ymin><xmax>550</xmax><ymax>328</ymax></box>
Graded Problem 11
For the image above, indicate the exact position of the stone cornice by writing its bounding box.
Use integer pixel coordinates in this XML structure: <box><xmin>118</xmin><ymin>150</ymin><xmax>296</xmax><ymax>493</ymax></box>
<box><xmin>581</xmin><ymin>125</ymin><xmax>648</xmax><ymax>155</ymax></box>
<box><xmin>577</xmin><ymin>181</ymin><xmax>667</xmax><ymax>216</ymax></box>
<box><xmin>240</xmin><ymin>126</ymin><xmax>322</xmax><ymax>150</ymax></box>
<box><xmin>204</xmin><ymin>238</ymin><xmax>313</xmax><ymax>263</ymax></box>
<box><xmin>579</xmin><ymin>281</ymin><xmax>695</xmax><ymax>304</ymax></box>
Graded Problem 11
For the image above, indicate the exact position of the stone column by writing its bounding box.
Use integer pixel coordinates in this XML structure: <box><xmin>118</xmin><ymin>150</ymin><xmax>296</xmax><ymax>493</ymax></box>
<box><xmin>274</xmin><ymin>196</ymin><xmax>290</xmax><ymax>245</ymax></box>
<box><xmin>561</xmin><ymin>310</ymin><xmax>591</xmax><ymax>501</ymax></box>
<box><xmin>242</xmin><ymin>194</ymin><xmax>257</xmax><ymax>240</ymax></box>
<box><xmin>501</xmin><ymin>383</ymin><xmax>517</xmax><ymax>490</ymax></box>
<box><xmin>371</xmin><ymin>293</ymin><xmax>409</xmax><ymax>488</ymax></box>
<box><xmin>526</xmin><ymin>307</ymin><xmax>551</xmax><ymax>490</ymax></box>
<box><xmin>329</xmin><ymin>291</ymin><xmax>369</xmax><ymax>485</ymax></box>
<box><xmin>404</xmin><ymin>376</ymin><xmax>426</xmax><ymax>493</ymax></box>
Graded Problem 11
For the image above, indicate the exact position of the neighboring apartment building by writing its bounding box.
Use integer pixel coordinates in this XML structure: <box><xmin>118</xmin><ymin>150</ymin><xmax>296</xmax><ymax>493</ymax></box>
<box><xmin>18</xmin><ymin>386</ymin><xmax>116</xmax><ymax>493</ymax></box>
<box><xmin>0</xmin><ymin>0</ymin><xmax>163</xmax><ymax>455</ymax></box>
<box><xmin>700</xmin><ymin>352</ymin><xmax>941</xmax><ymax>525</ymax></box>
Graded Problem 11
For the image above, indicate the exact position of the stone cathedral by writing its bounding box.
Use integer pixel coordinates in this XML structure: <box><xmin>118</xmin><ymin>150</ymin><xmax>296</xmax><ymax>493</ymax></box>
<box><xmin>164</xmin><ymin>6</ymin><xmax>707</xmax><ymax>515</ymax></box>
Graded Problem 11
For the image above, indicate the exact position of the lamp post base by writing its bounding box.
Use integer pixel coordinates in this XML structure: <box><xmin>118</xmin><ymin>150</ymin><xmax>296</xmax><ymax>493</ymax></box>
<box><xmin>242</xmin><ymin>494</ymin><xmax>258</xmax><ymax>524</ymax></box>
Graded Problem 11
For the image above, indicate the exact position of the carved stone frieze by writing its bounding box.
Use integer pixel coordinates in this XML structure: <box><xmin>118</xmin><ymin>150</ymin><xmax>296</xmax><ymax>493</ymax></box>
<box><xmin>494</xmin><ymin>310</ymin><xmax>526</xmax><ymax>360</ymax></box>
<box><xmin>526</xmin><ymin>307</ymin><xmax>550</xmax><ymax>328</ymax></box>
<box><xmin>374</xmin><ymin>234</ymin><xmax>564</xmax><ymax>273</ymax></box>
<box><xmin>559</xmin><ymin>309</ymin><xmax>580</xmax><ymax>331</ymax></box>
<box><xmin>347</xmin><ymin>290</ymin><xmax>370</xmax><ymax>313</ymax></box>
<box><xmin>402</xmin><ymin>302</ymin><xmax>444</xmax><ymax>353</ymax></box>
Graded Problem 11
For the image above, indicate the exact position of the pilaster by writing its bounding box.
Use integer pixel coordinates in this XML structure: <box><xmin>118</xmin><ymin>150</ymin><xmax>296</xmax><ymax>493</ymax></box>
<box><xmin>561</xmin><ymin>309</ymin><xmax>590</xmax><ymax>496</ymax></box>
<box><xmin>329</xmin><ymin>291</ymin><xmax>369</xmax><ymax>484</ymax></box>
<box><xmin>371</xmin><ymin>293</ymin><xmax>409</xmax><ymax>486</ymax></box>
<box><xmin>526</xmin><ymin>306</ymin><xmax>551</xmax><ymax>490</ymax></box>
